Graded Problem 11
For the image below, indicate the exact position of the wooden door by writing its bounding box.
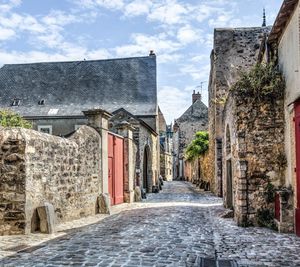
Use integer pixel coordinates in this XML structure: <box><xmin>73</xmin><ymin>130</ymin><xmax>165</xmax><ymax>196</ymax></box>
<box><xmin>108</xmin><ymin>134</ymin><xmax>114</xmax><ymax>205</ymax></box>
<box><xmin>295</xmin><ymin>100</ymin><xmax>300</xmax><ymax>236</ymax></box>
<box><xmin>113</xmin><ymin>136</ymin><xmax>124</xmax><ymax>205</ymax></box>
<box><xmin>108</xmin><ymin>133</ymin><xmax>124</xmax><ymax>206</ymax></box>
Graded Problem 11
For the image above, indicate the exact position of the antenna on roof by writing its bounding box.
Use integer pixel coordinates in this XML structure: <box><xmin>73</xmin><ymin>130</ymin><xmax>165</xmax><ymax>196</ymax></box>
<box><xmin>262</xmin><ymin>8</ymin><xmax>266</xmax><ymax>27</ymax></box>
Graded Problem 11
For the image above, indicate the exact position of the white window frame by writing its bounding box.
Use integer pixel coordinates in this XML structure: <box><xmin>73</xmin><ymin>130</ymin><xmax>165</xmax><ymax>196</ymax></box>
<box><xmin>38</xmin><ymin>125</ymin><xmax>53</xmax><ymax>135</ymax></box>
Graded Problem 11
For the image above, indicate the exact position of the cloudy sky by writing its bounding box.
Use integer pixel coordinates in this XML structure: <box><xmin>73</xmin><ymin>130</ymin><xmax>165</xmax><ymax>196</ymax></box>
<box><xmin>0</xmin><ymin>0</ymin><xmax>283</xmax><ymax>123</ymax></box>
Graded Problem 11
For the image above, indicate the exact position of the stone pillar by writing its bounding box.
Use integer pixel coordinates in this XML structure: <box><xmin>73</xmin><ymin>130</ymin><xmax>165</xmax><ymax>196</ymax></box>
<box><xmin>83</xmin><ymin>109</ymin><xmax>112</xmax><ymax>194</ymax></box>
<box><xmin>116</xmin><ymin>121</ymin><xmax>135</xmax><ymax>203</ymax></box>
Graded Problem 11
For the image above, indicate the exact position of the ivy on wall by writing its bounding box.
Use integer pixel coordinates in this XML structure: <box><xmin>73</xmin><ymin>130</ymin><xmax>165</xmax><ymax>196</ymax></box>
<box><xmin>231</xmin><ymin>63</ymin><xmax>285</xmax><ymax>100</ymax></box>
<box><xmin>185</xmin><ymin>131</ymin><xmax>209</xmax><ymax>161</ymax></box>
<box><xmin>0</xmin><ymin>110</ymin><xmax>32</xmax><ymax>129</ymax></box>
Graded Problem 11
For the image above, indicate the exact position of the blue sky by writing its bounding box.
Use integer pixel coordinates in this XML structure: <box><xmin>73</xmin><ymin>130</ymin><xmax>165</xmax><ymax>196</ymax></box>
<box><xmin>0</xmin><ymin>0</ymin><xmax>283</xmax><ymax>123</ymax></box>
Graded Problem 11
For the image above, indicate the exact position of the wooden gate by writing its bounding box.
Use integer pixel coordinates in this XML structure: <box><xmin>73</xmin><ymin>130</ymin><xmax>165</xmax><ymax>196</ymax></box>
<box><xmin>108</xmin><ymin>133</ymin><xmax>124</xmax><ymax>206</ymax></box>
<box><xmin>295</xmin><ymin>100</ymin><xmax>300</xmax><ymax>236</ymax></box>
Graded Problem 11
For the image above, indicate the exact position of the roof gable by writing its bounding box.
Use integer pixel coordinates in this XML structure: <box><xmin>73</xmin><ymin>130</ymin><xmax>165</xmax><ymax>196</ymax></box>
<box><xmin>269</xmin><ymin>0</ymin><xmax>299</xmax><ymax>43</ymax></box>
<box><xmin>176</xmin><ymin>99</ymin><xmax>208</xmax><ymax>123</ymax></box>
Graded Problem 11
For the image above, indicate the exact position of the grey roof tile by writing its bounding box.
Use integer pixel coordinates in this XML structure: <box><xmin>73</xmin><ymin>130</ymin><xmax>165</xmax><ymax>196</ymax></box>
<box><xmin>0</xmin><ymin>56</ymin><xmax>157</xmax><ymax>117</ymax></box>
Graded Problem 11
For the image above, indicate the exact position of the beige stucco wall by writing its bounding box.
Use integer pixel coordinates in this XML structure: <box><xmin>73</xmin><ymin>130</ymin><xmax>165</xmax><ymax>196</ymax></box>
<box><xmin>278</xmin><ymin>3</ymin><xmax>300</xmax><ymax>199</ymax></box>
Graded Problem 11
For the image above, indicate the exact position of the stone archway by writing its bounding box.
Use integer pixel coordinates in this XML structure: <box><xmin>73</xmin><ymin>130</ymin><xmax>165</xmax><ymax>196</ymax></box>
<box><xmin>143</xmin><ymin>145</ymin><xmax>152</xmax><ymax>193</ymax></box>
<box><xmin>225</xmin><ymin>125</ymin><xmax>234</xmax><ymax>209</ymax></box>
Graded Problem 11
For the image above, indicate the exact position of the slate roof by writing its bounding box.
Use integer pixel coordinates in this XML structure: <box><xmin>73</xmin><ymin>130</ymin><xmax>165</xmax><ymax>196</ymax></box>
<box><xmin>0</xmin><ymin>56</ymin><xmax>157</xmax><ymax>117</ymax></box>
<box><xmin>176</xmin><ymin>99</ymin><xmax>208</xmax><ymax>123</ymax></box>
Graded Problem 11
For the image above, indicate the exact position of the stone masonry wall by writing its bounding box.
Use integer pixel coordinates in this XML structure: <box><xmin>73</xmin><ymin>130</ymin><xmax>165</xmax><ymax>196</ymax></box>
<box><xmin>0</xmin><ymin>126</ymin><xmax>101</xmax><ymax>235</ymax></box>
<box><xmin>223</xmin><ymin>93</ymin><xmax>286</xmax><ymax>227</ymax></box>
<box><xmin>208</xmin><ymin>27</ymin><xmax>271</xmax><ymax>195</ymax></box>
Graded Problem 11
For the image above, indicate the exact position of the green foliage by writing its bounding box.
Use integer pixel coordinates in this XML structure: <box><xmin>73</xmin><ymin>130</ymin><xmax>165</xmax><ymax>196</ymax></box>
<box><xmin>264</xmin><ymin>182</ymin><xmax>276</xmax><ymax>204</ymax></box>
<box><xmin>256</xmin><ymin>208</ymin><xmax>277</xmax><ymax>230</ymax></box>
<box><xmin>185</xmin><ymin>131</ymin><xmax>209</xmax><ymax>161</ymax></box>
<box><xmin>0</xmin><ymin>110</ymin><xmax>32</xmax><ymax>128</ymax></box>
<box><xmin>231</xmin><ymin>63</ymin><xmax>285</xmax><ymax>100</ymax></box>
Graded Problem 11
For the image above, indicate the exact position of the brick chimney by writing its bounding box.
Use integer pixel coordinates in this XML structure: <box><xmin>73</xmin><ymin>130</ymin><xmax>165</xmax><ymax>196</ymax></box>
<box><xmin>192</xmin><ymin>90</ymin><xmax>201</xmax><ymax>103</ymax></box>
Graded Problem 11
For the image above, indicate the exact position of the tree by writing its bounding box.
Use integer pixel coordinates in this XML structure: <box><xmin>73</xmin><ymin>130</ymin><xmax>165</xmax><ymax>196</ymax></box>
<box><xmin>185</xmin><ymin>131</ymin><xmax>209</xmax><ymax>161</ymax></box>
<box><xmin>0</xmin><ymin>110</ymin><xmax>32</xmax><ymax>128</ymax></box>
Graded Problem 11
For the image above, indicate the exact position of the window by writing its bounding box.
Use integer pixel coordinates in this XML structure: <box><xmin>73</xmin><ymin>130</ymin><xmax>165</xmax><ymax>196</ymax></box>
<box><xmin>48</xmin><ymin>109</ymin><xmax>59</xmax><ymax>115</ymax></box>
<box><xmin>38</xmin><ymin>125</ymin><xmax>52</xmax><ymax>135</ymax></box>
<box><xmin>11</xmin><ymin>99</ymin><xmax>20</xmax><ymax>106</ymax></box>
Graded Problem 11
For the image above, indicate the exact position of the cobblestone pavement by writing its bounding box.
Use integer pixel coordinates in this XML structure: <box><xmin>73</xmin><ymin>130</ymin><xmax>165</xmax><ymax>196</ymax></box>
<box><xmin>1</xmin><ymin>181</ymin><xmax>300</xmax><ymax>267</ymax></box>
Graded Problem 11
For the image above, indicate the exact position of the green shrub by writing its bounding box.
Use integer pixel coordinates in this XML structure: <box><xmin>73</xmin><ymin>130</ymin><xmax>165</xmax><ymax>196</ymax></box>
<box><xmin>231</xmin><ymin>63</ymin><xmax>285</xmax><ymax>100</ymax></box>
<box><xmin>0</xmin><ymin>110</ymin><xmax>32</xmax><ymax>128</ymax></box>
<box><xmin>256</xmin><ymin>208</ymin><xmax>277</xmax><ymax>230</ymax></box>
<box><xmin>185</xmin><ymin>131</ymin><xmax>209</xmax><ymax>161</ymax></box>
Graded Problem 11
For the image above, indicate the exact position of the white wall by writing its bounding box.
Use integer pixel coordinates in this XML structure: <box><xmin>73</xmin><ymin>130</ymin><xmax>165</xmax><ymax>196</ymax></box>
<box><xmin>278</xmin><ymin>3</ymin><xmax>300</xmax><ymax>190</ymax></box>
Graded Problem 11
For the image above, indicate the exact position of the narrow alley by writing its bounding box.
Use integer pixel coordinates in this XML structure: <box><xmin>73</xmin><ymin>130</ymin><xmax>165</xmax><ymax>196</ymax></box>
<box><xmin>1</xmin><ymin>181</ymin><xmax>300</xmax><ymax>267</ymax></box>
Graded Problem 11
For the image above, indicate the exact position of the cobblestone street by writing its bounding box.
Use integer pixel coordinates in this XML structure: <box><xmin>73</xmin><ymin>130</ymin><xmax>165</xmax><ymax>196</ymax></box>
<box><xmin>1</xmin><ymin>181</ymin><xmax>300</xmax><ymax>267</ymax></box>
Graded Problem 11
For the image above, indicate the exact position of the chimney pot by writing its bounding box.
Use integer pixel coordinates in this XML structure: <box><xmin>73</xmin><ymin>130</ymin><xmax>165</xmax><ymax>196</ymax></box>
<box><xmin>192</xmin><ymin>91</ymin><xmax>202</xmax><ymax>104</ymax></box>
<box><xmin>149</xmin><ymin>50</ymin><xmax>156</xmax><ymax>56</ymax></box>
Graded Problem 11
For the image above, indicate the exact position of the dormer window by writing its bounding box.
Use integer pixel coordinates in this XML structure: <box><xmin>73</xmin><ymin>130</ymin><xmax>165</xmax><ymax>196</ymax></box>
<box><xmin>38</xmin><ymin>99</ymin><xmax>45</xmax><ymax>105</ymax></box>
<box><xmin>11</xmin><ymin>99</ymin><xmax>20</xmax><ymax>106</ymax></box>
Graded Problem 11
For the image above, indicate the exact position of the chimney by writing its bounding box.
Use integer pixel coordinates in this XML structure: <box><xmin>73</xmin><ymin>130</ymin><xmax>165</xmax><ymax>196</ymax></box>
<box><xmin>149</xmin><ymin>50</ymin><xmax>156</xmax><ymax>56</ymax></box>
<box><xmin>192</xmin><ymin>91</ymin><xmax>201</xmax><ymax>104</ymax></box>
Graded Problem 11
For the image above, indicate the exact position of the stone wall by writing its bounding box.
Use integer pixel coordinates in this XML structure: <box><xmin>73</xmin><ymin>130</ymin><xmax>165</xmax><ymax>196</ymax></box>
<box><xmin>223</xmin><ymin>92</ymin><xmax>287</xmax><ymax>227</ymax></box>
<box><xmin>184</xmin><ymin>152</ymin><xmax>212</xmax><ymax>191</ymax></box>
<box><xmin>208</xmin><ymin>27</ymin><xmax>271</xmax><ymax>195</ymax></box>
<box><xmin>173</xmin><ymin>98</ymin><xmax>208</xmax><ymax>180</ymax></box>
<box><xmin>0</xmin><ymin>126</ymin><xmax>101</xmax><ymax>235</ymax></box>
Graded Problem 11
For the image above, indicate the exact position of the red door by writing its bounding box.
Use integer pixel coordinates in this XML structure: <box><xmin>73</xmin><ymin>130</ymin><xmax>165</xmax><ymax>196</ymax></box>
<box><xmin>295</xmin><ymin>100</ymin><xmax>300</xmax><ymax>236</ymax></box>
<box><xmin>108</xmin><ymin>133</ymin><xmax>124</xmax><ymax>206</ymax></box>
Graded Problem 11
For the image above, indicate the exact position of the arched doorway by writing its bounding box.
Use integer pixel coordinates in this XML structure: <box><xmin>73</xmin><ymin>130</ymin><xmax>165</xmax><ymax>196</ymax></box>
<box><xmin>226</xmin><ymin>125</ymin><xmax>234</xmax><ymax>209</ymax></box>
<box><xmin>143</xmin><ymin>146</ymin><xmax>151</xmax><ymax>193</ymax></box>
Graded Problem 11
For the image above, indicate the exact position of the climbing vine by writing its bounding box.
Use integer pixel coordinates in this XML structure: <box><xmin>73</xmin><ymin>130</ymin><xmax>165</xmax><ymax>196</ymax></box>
<box><xmin>0</xmin><ymin>110</ymin><xmax>32</xmax><ymax>128</ymax></box>
<box><xmin>185</xmin><ymin>131</ymin><xmax>209</xmax><ymax>161</ymax></box>
<box><xmin>231</xmin><ymin>62</ymin><xmax>285</xmax><ymax>101</ymax></box>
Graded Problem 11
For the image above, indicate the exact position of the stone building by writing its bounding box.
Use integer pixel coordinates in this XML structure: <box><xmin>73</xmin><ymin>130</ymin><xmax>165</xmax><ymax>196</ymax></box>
<box><xmin>173</xmin><ymin>91</ymin><xmax>208</xmax><ymax>180</ymax></box>
<box><xmin>109</xmin><ymin>108</ymin><xmax>159</xmax><ymax>193</ymax></box>
<box><xmin>208</xmin><ymin>27</ymin><xmax>270</xmax><ymax>197</ymax></box>
<box><xmin>208</xmin><ymin>4</ymin><xmax>300</xmax><ymax>234</ymax></box>
<box><xmin>158</xmin><ymin>108</ymin><xmax>173</xmax><ymax>181</ymax></box>
<box><xmin>267</xmin><ymin>0</ymin><xmax>300</xmax><ymax>236</ymax></box>
<box><xmin>0</xmin><ymin>55</ymin><xmax>160</xmax><ymax>194</ymax></box>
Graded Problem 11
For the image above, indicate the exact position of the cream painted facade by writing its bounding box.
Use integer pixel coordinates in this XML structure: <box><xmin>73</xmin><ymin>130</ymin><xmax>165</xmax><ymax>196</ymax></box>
<box><xmin>278</xmin><ymin>2</ymin><xmax>300</xmax><ymax>207</ymax></box>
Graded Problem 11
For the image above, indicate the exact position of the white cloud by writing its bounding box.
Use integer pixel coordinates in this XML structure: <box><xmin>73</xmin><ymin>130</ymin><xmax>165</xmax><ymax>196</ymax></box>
<box><xmin>0</xmin><ymin>0</ymin><xmax>21</xmax><ymax>13</ymax></box>
<box><xmin>42</xmin><ymin>10</ymin><xmax>77</xmax><ymax>26</ymax></box>
<box><xmin>0</xmin><ymin>27</ymin><xmax>15</xmax><ymax>40</ymax></box>
<box><xmin>74</xmin><ymin>0</ymin><xmax>124</xmax><ymax>10</ymax></box>
<box><xmin>181</xmin><ymin>63</ymin><xmax>210</xmax><ymax>82</ymax></box>
<box><xmin>124</xmin><ymin>0</ymin><xmax>152</xmax><ymax>17</ymax></box>
<box><xmin>148</xmin><ymin>0</ymin><xmax>188</xmax><ymax>25</ymax></box>
<box><xmin>158</xmin><ymin>86</ymin><xmax>190</xmax><ymax>123</ymax></box>
<box><xmin>177</xmin><ymin>25</ymin><xmax>201</xmax><ymax>45</ymax></box>
<box><xmin>114</xmin><ymin>33</ymin><xmax>181</xmax><ymax>58</ymax></box>
<box><xmin>190</xmin><ymin>54</ymin><xmax>209</xmax><ymax>63</ymax></box>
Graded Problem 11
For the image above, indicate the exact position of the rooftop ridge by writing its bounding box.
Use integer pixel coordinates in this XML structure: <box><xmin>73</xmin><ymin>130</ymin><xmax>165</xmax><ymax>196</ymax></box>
<box><xmin>1</xmin><ymin>55</ymin><xmax>155</xmax><ymax>68</ymax></box>
<box><xmin>214</xmin><ymin>26</ymin><xmax>272</xmax><ymax>31</ymax></box>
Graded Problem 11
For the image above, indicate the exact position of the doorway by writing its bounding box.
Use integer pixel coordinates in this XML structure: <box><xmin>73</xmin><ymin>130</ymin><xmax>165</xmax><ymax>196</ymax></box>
<box><xmin>226</xmin><ymin>159</ymin><xmax>233</xmax><ymax>209</ymax></box>
<box><xmin>143</xmin><ymin>146</ymin><xmax>150</xmax><ymax>193</ymax></box>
